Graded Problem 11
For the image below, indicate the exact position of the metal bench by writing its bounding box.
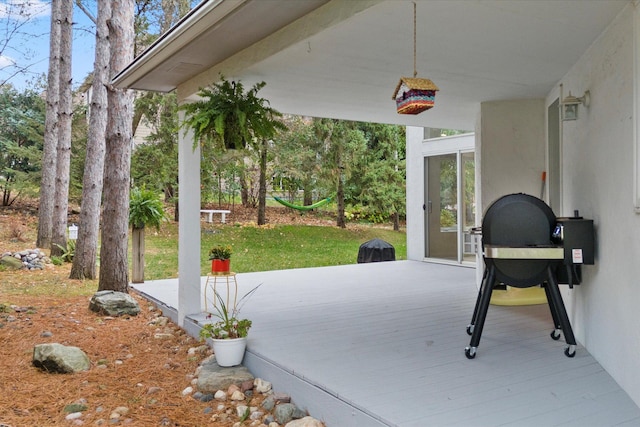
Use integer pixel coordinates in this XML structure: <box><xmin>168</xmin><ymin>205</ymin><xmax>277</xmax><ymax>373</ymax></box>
<box><xmin>200</xmin><ymin>209</ymin><xmax>231</xmax><ymax>223</ymax></box>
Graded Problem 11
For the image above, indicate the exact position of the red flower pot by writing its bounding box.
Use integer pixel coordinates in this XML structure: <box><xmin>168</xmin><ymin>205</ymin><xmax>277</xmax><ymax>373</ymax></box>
<box><xmin>211</xmin><ymin>259</ymin><xmax>231</xmax><ymax>274</ymax></box>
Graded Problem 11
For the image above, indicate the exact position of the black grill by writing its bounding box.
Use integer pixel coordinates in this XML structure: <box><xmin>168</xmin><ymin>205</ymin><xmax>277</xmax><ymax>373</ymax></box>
<box><xmin>465</xmin><ymin>193</ymin><xmax>594</xmax><ymax>359</ymax></box>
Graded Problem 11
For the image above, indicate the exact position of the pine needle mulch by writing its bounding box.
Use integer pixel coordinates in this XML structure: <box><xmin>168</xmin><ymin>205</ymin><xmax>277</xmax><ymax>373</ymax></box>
<box><xmin>0</xmin><ymin>287</ymin><xmax>229</xmax><ymax>426</ymax></box>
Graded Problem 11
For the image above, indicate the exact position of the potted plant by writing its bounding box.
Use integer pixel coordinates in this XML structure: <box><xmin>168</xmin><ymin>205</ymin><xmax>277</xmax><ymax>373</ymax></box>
<box><xmin>209</xmin><ymin>245</ymin><xmax>232</xmax><ymax>274</ymax></box>
<box><xmin>200</xmin><ymin>285</ymin><xmax>261</xmax><ymax>367</ymax></box>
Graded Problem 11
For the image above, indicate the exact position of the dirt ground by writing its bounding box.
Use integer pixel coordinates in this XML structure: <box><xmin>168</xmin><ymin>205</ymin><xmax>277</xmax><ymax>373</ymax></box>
<box><xmin>0</xmin><ymin>201</ymin><xmax>346</xmax><ymax>426</ymax></box>
<box><xmin>0</xmin><ymin>286</ymin><xmax>226</xmax><ymax>426</ymax></box>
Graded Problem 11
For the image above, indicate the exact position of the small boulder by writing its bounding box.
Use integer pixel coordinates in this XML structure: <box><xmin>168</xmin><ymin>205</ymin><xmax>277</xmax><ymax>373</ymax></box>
<box><xmin>196</xmin><ymin>357</ymin><xmax>254</xmax><ymax>393</ymax></box>
<box><xmin>33</xmin><ymin>343</ymin><xmax>91</xmax><ymax>373</ymax></box>
<box><xmin>0</xmin><ymin>254</ymin><xmax>23</xmax><ymax>270</ymax></box>
<box><xmin>274</xmin><ymin>403</ymin><xmax>305</xmax><ymax>425</ymax></box>
<box><xmin>89</xmin><ymin>291</ymin><xmax>140</xmax><ymax>316</ymax></box>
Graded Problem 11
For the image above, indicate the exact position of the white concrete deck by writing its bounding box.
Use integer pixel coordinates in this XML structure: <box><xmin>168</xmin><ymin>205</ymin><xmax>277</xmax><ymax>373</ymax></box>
<box><xmin>131</xmin><ymin>261</ymin><xmax>640</xmax><ymax>427</ymax></box>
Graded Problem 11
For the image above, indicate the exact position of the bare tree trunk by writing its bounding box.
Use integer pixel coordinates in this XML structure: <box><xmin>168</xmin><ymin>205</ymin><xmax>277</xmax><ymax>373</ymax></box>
<box><xmin>71</xmin><ymin>0</ymin><xmax>111</xmax><ymax>280</ymax></box>
<box><xmin>131</xmin><ymin>226</ymin><xmax>144</xmax><ymax>283</ymax></box>
<box><xmin>240</xmin><ymin>169</ymin><xmax>249</xmax><ymax>207</ymax></box>
<box><xmin>336</xmin><ymin>172</ymin><xmax>346</xmax><ymax>228</ymax></box>
<box><xmin>336</xmin><ymin>140</ymin><xmax>346</xmax><ymax>229</ymax></box>
<box><xmin>257</xmin><ymin>138</ymin><xmax>267</xmax><ymax>225</ymax></box>
<box><xmin>50</xmin><ymin>0</ymin><xmax>73</xmax><ymax>257</ymax></box>
<box><xmin>303</xmin><ymin>188</ymin><xmax>312</xmax><ymax>206</ymax></box>
<box><xmin>98</xmin><ymin>0</ymin><xmax>134</xmax><ymax>293</ymax></box>
<box><xmin>392</xmin><ymin>211</ymin><xmax>399</xmax><ymax>231</ymax></box>
<box><xmin>37</xmin><ymin>0</ymin><xmax>61</xmax><ymax>249</ymax></box>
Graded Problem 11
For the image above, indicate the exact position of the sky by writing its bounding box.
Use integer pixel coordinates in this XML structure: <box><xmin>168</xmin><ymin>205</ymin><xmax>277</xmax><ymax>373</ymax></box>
<box><xmin>0</xmin><ymin>0</ymin><xmax>97</xmax><ymax>91</ymax></box>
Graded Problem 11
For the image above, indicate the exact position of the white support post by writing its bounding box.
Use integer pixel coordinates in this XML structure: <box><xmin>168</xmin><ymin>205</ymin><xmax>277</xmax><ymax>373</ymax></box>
<box><xmin>178</xmin><ymin>110</ymin><xmax>202</xmax><ymax>326</ymax></box>
<box><xmin>405</xmin><ymin>126</ymin><xmax>424</xmax><ymax>261</ymax></box>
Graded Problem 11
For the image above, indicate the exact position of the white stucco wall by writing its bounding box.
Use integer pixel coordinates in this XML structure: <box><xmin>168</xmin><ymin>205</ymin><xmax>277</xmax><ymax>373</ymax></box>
<box><xmin>555</xmin><ymin>3</ymin><xmax>640</xmax><ymax>407</ymax></box>
<box><xmin>479</xmin><ymin>99</ymin><xmax>546</xmax><ymax>212</ymax></box>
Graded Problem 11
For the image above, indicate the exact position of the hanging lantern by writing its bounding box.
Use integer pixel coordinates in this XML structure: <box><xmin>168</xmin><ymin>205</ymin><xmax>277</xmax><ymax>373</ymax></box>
<box><xmin>392</xmin><ymin>77</ymin><xmax>439</xmax><ymax>115</ymax></box>
<box><xmin>392</xmin><ymin>2</ymin><xmax>438</xmax><ymax>115</ymax></box>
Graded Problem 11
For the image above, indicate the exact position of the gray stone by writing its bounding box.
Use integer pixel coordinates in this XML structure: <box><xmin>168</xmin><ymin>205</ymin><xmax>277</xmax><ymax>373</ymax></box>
<box><xmin>0</xmin><ymin>255</ymin><xmax>23</xmax><ymax>270</ymax></box>
<box><xmin>274</xmin><ymin>403</ymin><xmax>297</xmax><ymax>425</ymax></box>
<box><xmin>33</xmin><ymin>343</ymin><xmax>91</xmax><ymax>373</ymax></box>
<box><xmin>196</xmin><ymin>356</ymin><xmax>254</xmax><ymax>393</ymax></box>
<box><xmin>264</xmin><ymin>415</ymin><xmax>275</xmax><ymax>424</ymax></box>
<box><xmin>89</xmin><ymin>291</ymin><xmax>140</xmax><ymax>316</ymax></box>
<box><xmin>198</xmin><ymin>393</ymin><xmax>214</xmax><ymax>402</ymax></box>
<box><xmin>262</xmin><ymin>395</ymin><xmax>276</xmax><ymax>411</ymax></box>
<box><xmin>292</xmin><ymin>406</ymin><xmax>307</xmax><ymax>419</ymax></box>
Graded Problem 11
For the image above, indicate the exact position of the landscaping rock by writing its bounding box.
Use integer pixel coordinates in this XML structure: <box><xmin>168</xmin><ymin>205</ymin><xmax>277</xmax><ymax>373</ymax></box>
<box><xmin>1</xmin><ymin>249</ymin><xmax>48</xmax><ymax>270</ymax></box>
<box><xmin>285</xmin><ymin>416</ymin><xmax>325</xmax><ymax>427</ymax></box>
<box><xmin>0</xmin><ymin>254</ymin><xmax>24</xmax><ymax>270</ymax></box>
<box><xmin>274</xmin><ymin>403</ymin><xmax>306</xmax><ymax>425</ymax></box>
<box><xmin>32</xmin><ymin>343</ymin><xmax>91</xmax><ymax>373</ymax></box>
<box><xmin>196</xmin><ymin>356</ymin><xmax>254</xmax><ymax>393</ymax></box>
<box><xmin>88</xmin><ymin>291</ymin><xmax>140</xmax><ymax>316</ymax></box>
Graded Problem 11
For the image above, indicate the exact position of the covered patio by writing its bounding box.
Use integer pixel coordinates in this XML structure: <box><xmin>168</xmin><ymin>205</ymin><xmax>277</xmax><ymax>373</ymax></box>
<box><xmin>115</xmin><ymin>0</ymin><xmax>640</xmax><ymax>419</ymax></box>
<box><xmin>132</xmin><ymin>261</ymin><xmax>640</xmax><ymax>427</ymax></box>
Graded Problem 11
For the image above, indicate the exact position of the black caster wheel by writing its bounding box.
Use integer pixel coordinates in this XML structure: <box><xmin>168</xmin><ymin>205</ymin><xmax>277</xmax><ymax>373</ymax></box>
<box><xmin>465</xmin><ymin>346</ymin><xmax>476</xmax><ymax>359</ymax></box>
<box><xmin>466</xmin><ymin>325</ymin><xmax>474</xmax><ymax>336</ymax></box>
<box><xmin>550</xmin><ymin>329</ymin><xmax>561</xmax><ymax>341</ymax></box>
<box><xmin>564</xmin><ymin>346</ymin><xmax>576</xmax><ymax>358</ymax></box>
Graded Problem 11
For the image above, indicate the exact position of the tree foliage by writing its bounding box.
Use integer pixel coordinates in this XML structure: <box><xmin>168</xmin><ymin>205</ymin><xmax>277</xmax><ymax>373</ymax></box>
<box><xmin>311</xmin><ymin>118</ymin><xmax>368</xmax><ymax>228</ymax></box>
<box><xmin>0</xmin><ymin>84</ymin><xmax>45</xmax><ymax>206</ymax></box>
<box><xmin>131</xmin><ymin>92</ymin><xmax>180</xmax><ymax>215</ymax></box>
<box><xmin>351</xmin><ymin>122</ymin><xmax>406</xmax><ymax>229</ymax></box>
<box><xmin>272</xmin><ymin>116</ymin><xmax>323</xmax><ymax>204</ymax></box>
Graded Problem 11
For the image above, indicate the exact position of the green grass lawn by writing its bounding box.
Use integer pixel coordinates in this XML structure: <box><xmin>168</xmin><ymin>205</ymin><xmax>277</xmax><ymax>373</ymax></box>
<box><xmin>142</xmin><ymin>223</ymin><xmax>406</xmax><ymax>280</ymax></box>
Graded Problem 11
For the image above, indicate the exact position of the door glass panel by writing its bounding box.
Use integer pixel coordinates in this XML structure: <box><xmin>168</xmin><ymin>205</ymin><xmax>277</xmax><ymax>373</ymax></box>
<box><xmin>461</xmin><ymin>152</ymin><xmax>476</xmax><ymax>262</ymax></box>
<box><xmin>427</xmin><ymin>154</ymin><xmax>458</xmax><ymax>260</ymax></box>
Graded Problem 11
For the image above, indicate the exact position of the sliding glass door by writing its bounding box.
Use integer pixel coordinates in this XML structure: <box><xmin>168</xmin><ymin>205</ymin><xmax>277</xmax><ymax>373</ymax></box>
<box><xmin>424</xmin><ymin>150</ymin><xmax>475</xmax><ymax>263</ymax></box>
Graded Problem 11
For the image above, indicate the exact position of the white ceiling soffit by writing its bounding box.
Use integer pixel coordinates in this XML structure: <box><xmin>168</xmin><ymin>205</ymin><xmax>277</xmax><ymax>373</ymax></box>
<box><xmin>114</xmin><ymin>0</ymin><xmax>629</xmax><ymax>130</ymax></box>
<box><xmin>113</xmin><ymin>0</ymin><xmax>332</xmax><ymax>92</ymax></box>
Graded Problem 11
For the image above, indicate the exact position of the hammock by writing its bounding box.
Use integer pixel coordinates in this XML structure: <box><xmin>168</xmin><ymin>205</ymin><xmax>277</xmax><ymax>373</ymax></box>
<box><xmin>273</xmin><ymin>195</ymin><xmax>332</xmax><ymax>211</ymax></box>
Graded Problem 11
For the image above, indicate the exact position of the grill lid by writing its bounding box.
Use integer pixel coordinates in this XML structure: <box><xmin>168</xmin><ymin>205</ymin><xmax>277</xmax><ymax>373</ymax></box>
<box><xmin>482</xmin><ymin>193</ymin><xmax>557</xmax><ymax>287</ymax></box>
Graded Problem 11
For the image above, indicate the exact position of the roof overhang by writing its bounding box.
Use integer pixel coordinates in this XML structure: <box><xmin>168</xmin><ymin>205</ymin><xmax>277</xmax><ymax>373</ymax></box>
<box><xmin>113</xmin><ymin>0</ymin><xmax>630</xmax><ymax>129</ymax></box>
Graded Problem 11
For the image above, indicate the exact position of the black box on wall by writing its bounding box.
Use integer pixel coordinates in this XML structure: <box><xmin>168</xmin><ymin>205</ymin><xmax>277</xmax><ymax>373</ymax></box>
<box><xmin>555</xmin><ymin>218</ymin><xmax>595</xmax><ymax>265</ymax></box>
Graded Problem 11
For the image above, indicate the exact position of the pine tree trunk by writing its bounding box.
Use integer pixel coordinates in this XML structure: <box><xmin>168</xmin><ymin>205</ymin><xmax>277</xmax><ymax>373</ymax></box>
<box><xmin>303</xmin><ymin>188</ymin><xmax>312</xmax><ymax>206</ymax></box>
<box><xmin>37</xmin><ymin>0</ymin><xmax>61</xmax><ymax>249</ymax></box>
<box><xmin>336</xmin><ymin>173</ymin><xmax>346</xmax><ymax>229</ymax></box>
<box><xmin>131</xmin><ymin>226</ymin><xmax>145</xmax><ymax>283</ymax></box>
<box><xmin>98</xmin><ymin>0</ymin><xmax>134</xmax><ymax>293</ymax></box>
<box><xmin>240</xmin><ymin>169</ymin><xmax>249</xmax><ymax>207</ymax></box>
<box><xmin>70</xmin><ymin>0</ymin><xmax>110</xmax><ymax>280</ymax></box>
<box><xmin>50</xmin><ymin>0</ymin><xmax>73</xmax><ymax>257</ymax></box>
<box><xmin>257</xmin><ymin>139</ymin><xmax>267</xmax><ymax>225</ymax></box>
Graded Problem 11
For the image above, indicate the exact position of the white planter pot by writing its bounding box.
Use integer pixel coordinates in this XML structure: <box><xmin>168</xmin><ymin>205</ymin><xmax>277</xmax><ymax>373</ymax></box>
<box><xmin>211</xmin><ymin>337</ymin><xmax>247</xmax><ymax>367</ymax></box>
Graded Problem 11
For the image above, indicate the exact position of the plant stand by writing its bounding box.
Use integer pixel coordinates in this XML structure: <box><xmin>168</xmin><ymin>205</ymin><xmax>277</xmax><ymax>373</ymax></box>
<box><xmin>204</xmin><ymin>272</ymin><xmax>238</xmax><ymax>313</ymax></box>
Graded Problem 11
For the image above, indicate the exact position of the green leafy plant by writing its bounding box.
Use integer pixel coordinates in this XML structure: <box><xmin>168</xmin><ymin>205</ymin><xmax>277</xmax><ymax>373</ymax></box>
<box><xmin>208</xmin><ymin>245</ymin><xmax>232</xmax><ymax>260</ymax></box>
<box><xmin>129</xmin><ymin>186</ymin><xmax>167</xmax><ymax>230</ymax></box>
<box><xmin>200</xmin><ymin>284</ymin><xmax>261</xmax><ymax>340</ymax></box>
<box><xmin>54</xmin><ymin>240</ymin><xmax>76</xmax><ymax>263</ymax></box>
